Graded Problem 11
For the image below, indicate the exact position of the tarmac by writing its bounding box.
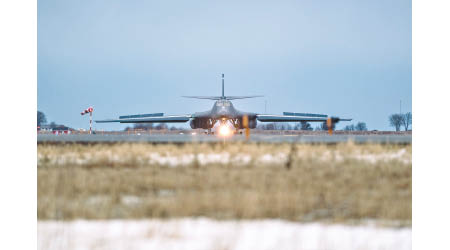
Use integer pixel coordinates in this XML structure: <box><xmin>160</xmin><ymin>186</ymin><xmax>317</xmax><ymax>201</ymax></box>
<box><xmin>37</xmin><ymin>133</ymin><xmax>411</xmax><ymax>144</ymax></box>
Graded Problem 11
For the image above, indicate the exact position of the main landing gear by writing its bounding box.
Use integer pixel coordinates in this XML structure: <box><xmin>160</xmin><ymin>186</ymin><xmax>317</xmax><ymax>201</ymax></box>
<box><xmin>205</xmin><ymin>128</ymin><xmax>214</xmax><ymax>135</ymax></box>
<box><xmin>234</xmin><ymin>129</ymin><xmax>243</xmax><ymax>135</ymax></box>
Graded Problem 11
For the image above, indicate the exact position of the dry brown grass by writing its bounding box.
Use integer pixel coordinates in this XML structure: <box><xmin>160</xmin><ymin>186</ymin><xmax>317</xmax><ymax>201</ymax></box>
<box><xmin>37</xmin><ymin>142</ymin><xmax>411</xmax><ymax>226</ymax></box>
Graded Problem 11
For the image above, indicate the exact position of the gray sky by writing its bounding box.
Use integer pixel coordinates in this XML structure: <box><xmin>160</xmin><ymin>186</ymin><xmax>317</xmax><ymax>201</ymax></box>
<box><xmin>38</xmin><ymin>0</ymin><xmax>411</xmax><ymax>131</ymax></box>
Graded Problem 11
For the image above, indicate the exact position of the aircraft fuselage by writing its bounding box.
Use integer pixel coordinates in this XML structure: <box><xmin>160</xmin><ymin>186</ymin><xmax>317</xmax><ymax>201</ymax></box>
<box><xmin>190</xmin><ymin>100</ymin><xmax>257</xmax><ymax>129</ymax></box>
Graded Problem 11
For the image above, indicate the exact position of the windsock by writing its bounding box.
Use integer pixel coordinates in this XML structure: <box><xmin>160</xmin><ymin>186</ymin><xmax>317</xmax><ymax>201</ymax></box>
<box><xmin>81</xmin><ymin>107</ymin><xmax>93</xmax><ymax>115</ymax></box>
<box><xmin>81</xmin><ymin>107</ymin><xmax>94</xmax><ymax>134</ymax></box>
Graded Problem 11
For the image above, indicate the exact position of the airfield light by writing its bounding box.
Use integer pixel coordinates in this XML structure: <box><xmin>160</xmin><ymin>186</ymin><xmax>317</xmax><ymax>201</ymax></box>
<box><xmin>218</xmin><ymin>124</ymin><xmax>232</xmax><ymax>137</ymax></box>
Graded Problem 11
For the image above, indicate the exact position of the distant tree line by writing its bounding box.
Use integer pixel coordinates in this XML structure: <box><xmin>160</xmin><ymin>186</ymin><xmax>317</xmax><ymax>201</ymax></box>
<box><xmin>38</xmin><ymin>110</ymin><xmax>388</xmax><ymax>132</ymax></box>
<box><xmin>38</xmin><ymin>110</ymin><xmax>188</xmax><ymax>131</ymax></box>
<box><xmin>125</xmin><ymin>123</ymin><xmax>184</xmax><ymax>131</ymax></box>
<box><xmin>342</xmin><ymin>122</ymin><xmax>368</xmax><ymax>131</ymax></box>
<box><xmin>389</xmin><ymin>112</ymin><xmax>412</xmax><ymax>131</ymax></box>
<box><xmin>258</xmin><ymin>121</ymin><xmax>369</xmax><ymax>131</ymax></box>
<box><xmin>315</xmin><ymin>121</ymin><xmax>336</xmax><ymax>131</ymax></box>
<box><xmin>259</xmin><ymin>121</ymin><xmax>361</xmax><ymax>131</ymax></box>
<box><xmin>37</xmin><ymin>111</ymin><xmax>47</xmax><ymax>126</ymax></box>
<box><xmin>37</xmin><ymin>111</ymin><xmax>73</xmax><ymax>130</ymax></box>
<box><xmin>258</xmin><ymin>122</ymin><xmax>314</xmax><ymax>131</ymax></box>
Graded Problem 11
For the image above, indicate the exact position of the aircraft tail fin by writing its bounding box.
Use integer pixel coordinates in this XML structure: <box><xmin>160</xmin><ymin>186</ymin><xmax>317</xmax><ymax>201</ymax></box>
<box><xmin>182</xmin><ymin>74</ymin><xmax>263</xmax><ymax>100</ymax></box>
<box><xmin>222</xmin><ymin>73</ymin><xmax>225</xmax><ymax>99</ymax></box>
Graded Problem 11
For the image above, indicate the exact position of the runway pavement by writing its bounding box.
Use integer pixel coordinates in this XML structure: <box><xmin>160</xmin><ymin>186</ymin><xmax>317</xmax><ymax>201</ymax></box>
<box><xmin>37</xmin><ymin>133</ymin><xmax>411</xmax><ymax>144</ymax></box>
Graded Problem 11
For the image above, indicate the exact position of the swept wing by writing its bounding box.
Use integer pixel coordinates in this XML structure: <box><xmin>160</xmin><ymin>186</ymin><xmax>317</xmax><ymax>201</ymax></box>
<box><xmin>257</xmin><ymin>113</ymin><xmax>351</xmax><ymax>123</ymax></box>
<box><xmin>96</xmin><ymin>113</ymin><xmax>191</xmax><ymax>123</ymax></box>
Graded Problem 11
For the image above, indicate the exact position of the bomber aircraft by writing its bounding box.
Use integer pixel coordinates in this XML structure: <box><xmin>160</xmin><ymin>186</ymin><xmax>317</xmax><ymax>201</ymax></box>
<box><xmin>96</xmin><ymin>74</ymin><xmax>351</xmax><ymax>134</ymax></box>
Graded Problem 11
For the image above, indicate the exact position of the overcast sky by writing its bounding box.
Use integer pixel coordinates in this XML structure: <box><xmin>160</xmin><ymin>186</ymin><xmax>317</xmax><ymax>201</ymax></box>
<box><xmin>38</xmin><ymin>0</ymin><xmax>411</xmax><ymax>130</ymax></box>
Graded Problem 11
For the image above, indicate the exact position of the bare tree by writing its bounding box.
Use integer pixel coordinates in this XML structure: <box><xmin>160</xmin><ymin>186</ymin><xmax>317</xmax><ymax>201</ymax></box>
<box><xmin>154</xmin><ymin>123</ymin><xmax>168</xmax><ymax>130</ymax></box>
<box><xmin>286</xmin><ymin>123</ymin><xmax>292</xmax><ymax>130</ymax></box>
<box><xmin>257</xmin><ymin>123</ymin><xmax>274</xmax><ymax>130</ymax></box>
<box><xmin>300</xmin><ymin>121</ymin><xmax>313</xmax><ymax>131</ymax></box>
<box><xmin>355</xmin><ymin>122</ymin><xmax>368</xmax><ymax>131</ymax></box>
<box><xmin>37</xmin><ymin>111</ymin><xmax>47</xmax><ymax>126</ymax></box>
<box><xmin>389</xmin><ymin>114</ymin><xmax>403</xmax><ymax>131</ymax></box>
<box><xmin>320</xmin><ymin>121</ymin><xmax>335</xmax><ymax>131</ymax></box>
<box><xmin>319</xmin><ymin>122</ymin><xmax>327</xmax><ymax>131</ymax></box>
<box><xmin>402</xmin><ymin>112</ymin><xmax>412</xmax><ymax>131</ymax></box>
<box><xmin>275</xmin><ymin>123</ymin><xmax>285</xmax><ymax>130</ymax></box>
<box><xmin>265</xmin><ymin>123</ymin><xmax>275</xmax><ymax>130</ymax></box>
<box><xmin>258</xmin><ymin>122</ymin><xmax>297</xmax><ymax>131</ymax></box>
<box><xmin>132</xmin><ymin>123</ymin><xmax>154</xmax><ymax>130</ymax></box>
<box><xmin>49</xmin><ymin>122</ymin><xmax>57</xmax><ymax>129</ymax></box>
<box><xmin>343</xmin><ymin>124</ymin><xmax>355</xmax><ymax>131</ymax></box>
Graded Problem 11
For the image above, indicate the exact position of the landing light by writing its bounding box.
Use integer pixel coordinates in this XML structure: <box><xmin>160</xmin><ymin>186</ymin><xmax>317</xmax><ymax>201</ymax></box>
<box><xmin>218</xmin><ymin>125</ymin><xmax>232</xmax><ymax>137</ymax></box>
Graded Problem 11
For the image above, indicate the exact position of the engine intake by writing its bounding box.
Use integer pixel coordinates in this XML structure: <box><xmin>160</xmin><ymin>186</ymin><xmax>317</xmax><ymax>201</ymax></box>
<box><xmin>190</xmin><ymin>118</ymin><xmax>214</xmax><ymax>129</ymax></box>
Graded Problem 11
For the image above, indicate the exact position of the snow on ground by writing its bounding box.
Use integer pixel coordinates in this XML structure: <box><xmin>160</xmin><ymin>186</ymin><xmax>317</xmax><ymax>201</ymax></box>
<box><xmin>38</xmin><ymin>218</ymin><xmax>411</xmax><ymax>250</ymax></box>
<box><xmin>38</xmin><ymin>149</ymin><xmax>411</xmax><ymax>167</ymax></box>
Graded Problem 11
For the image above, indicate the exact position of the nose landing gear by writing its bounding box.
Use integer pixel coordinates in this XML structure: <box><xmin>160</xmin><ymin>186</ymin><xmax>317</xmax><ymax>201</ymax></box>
<box><xmin>205</xmin><ymin>128</ymin><xmax>214</xmax><ymax>135</ymax></box>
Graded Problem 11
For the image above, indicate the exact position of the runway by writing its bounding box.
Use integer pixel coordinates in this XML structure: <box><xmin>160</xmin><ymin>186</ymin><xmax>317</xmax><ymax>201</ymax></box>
<box><xmin>37</xmin><ymin>133</ymin><xmax>411</xmax><ymax>144</ymax></box>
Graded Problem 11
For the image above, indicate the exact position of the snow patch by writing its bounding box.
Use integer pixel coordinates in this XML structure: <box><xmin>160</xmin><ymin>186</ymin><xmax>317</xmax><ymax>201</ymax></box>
<box><xmin>38</xmin><ymin>218</ymin><xmax>411</xmax><ymax>250</ymax></box>
<box><xmin>38</xmin><ymin>150</ymin><xmax>410</xmax><ymax>167</ymax></box>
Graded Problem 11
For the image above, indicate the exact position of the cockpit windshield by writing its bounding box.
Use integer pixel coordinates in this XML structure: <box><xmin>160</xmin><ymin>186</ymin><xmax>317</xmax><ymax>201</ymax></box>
<box><xmin>216</xmin><ymin>101</ymin><xmax>231</xmax><ymax>107</ymax></box>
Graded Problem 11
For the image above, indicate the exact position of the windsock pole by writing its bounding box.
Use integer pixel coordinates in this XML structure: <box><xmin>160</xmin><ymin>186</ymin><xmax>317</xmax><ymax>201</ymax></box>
<box><xmin>89</xmin><ymin>111</ymin><xmax>92</xmax><ymax>134</ymax></box>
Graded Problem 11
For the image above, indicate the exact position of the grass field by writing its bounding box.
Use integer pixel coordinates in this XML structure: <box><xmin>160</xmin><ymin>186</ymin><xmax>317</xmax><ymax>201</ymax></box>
<box><xmin>37</xmin><ymin>142</ymin><xmax>411</xmax><ymax>226</ymax></box>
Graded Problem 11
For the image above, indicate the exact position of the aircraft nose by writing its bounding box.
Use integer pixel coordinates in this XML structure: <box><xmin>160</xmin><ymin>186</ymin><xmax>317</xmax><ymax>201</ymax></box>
<box><xmin>218</xmin><ymin>108</ymin><xmax>228</xmax><ymax>115</ymax></box>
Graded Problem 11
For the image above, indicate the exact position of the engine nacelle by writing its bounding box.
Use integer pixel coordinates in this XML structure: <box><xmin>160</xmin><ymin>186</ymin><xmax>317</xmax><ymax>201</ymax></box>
<box><xmin>248</xmin><ymin>118</ymin><xmax>257</xmax><ymax>129</ymax></box>
<box><xmin>190</xmin><ymin>119</ymin><xmax>200</xmax><ymax>129</ymax></box>
<box><xmin>190</xmin><ymin>118</ymin><xmax>213</xmax><ymax>129</ymax></box>
<box><xmin>236</xmin><ymin>118</ymin><xmax>257</xmax><ymax>129</ymax></box>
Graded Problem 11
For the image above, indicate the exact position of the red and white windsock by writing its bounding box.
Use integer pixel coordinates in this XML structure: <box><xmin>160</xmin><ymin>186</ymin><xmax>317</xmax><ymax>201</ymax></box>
<box><xmin>81</xmin><ymin>107</ymin><xmax>93</xmax><ymax>115</ymax></box>
<box><xmin>81</xmin><ymin>107</ymin><xmax>94</xmax><ymax>134</ymax></box>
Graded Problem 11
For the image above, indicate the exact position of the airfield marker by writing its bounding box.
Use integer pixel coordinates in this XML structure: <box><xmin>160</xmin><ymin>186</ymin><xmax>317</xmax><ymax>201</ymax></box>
<box><xmin>327</xmin><ymin>118</ymin><xmax>332</xmax><ymax>135</ymax></box>
<box><xmin>243</xmin><ymin>115</ymin><xmax>250</xmax><ymax>140</ymax></box>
